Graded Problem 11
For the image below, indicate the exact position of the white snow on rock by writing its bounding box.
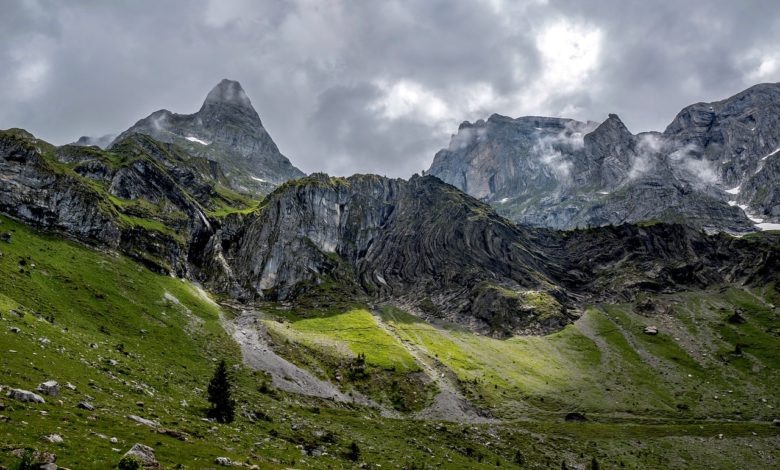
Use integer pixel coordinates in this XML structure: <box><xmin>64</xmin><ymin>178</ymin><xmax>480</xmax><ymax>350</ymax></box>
<box><xmin>251</xmin><ymin>175</ymin><xmax>267</xmax><ymax>183</ymax></box>
<box><xmin>185</xmin><ymin>136</ymin><xmax>209</xmax><ymax>145</ymax></box>
<box><xmin>725</xmin><ymin>186</ymin><xmax>741</xmax><ymax>195</ymax></box>
<box><xmin>499</xmin><ymin>197</ymin><xmax>510</xmax><ymax>203</ymax></box>
<box><xmin>597</xmin><ymin>191</ymin><xmax>610</xmax><ymax>195</ymax></box>
<box><xmin>762</xmin><ymin>148</ymin><xmax>780</xmax><ymax>161</ymax></box>
<box><xmin>756</xmin><ymin>222</ymin><xmax>780</xmax><ymax>231</ymax></box>
<box><xmin>727</xmin><ymin>200</ymin><xmax>737</xmax><ymax>206</ymax></box>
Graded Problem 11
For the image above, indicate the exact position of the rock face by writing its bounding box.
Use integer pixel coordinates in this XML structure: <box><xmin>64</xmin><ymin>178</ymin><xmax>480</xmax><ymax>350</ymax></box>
<box><xmin>196</xmin><ymin>174</ymin><xmax>780</xmax><ymax>337</ymax></box>
<box><xmin>0</xmin><ymin>128</ymin><xmax>230</xmax><ymax>274</ymax></box>
<box><xmin>428</xmin><ymin>83</ymin><xmax>780</xmax><ymax>232</ymax></box>
<box><xmin>113</xmin><ymin>79</ymin><xmax>304</xmax><ymax>194</ymax></box>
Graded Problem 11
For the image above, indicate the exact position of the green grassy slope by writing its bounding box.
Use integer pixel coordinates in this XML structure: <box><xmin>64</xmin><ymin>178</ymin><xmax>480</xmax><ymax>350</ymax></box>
<box><xmin>1</xmin><ymin>215</ymin><xmax>779</xmax><ymax>469</ymax></box>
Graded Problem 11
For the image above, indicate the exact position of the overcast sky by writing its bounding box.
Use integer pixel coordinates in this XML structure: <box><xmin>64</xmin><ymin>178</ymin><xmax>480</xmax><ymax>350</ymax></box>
<box><xmin>2</xmin><ymin>0</ymin><xmax>779</xmax><ymax>178</ymax></box>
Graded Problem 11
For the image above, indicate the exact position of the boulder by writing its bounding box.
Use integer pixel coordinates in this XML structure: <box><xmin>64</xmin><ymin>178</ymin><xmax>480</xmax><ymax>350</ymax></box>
<box><xmin>772</xmin><ymin>419</ymin><xmax>780</xmax><ymax>427</ymax></box>
<box><xmin>43</xmin><ymin>433</ymin><xmax>64</xmax><ymax>443</ymax></box>
<box><xmin>8</xmin><ymin>388</ymin><xmax>45</xmax><ymax>403</ymax></box>
<box><xmin>215</xmin><ymin>457</ymin><xmax>233</xmax><ymax>466</ymax></box>
<box><xmin>643</xmin><ymin>326</ymin><xmax>659</xmax><ymax>335</ymax></box>
<box><xmin>77</xmin><ymin>401</ymin><xmax>95</xmax><ymax>411</ymax></box>
<box><xmin>37</xmin><ymin>380</ymin><xmax>60</xmax><ymax>396</ymax></box>
<box><xmin>9</xmin><ymin>327</ymin><xmax>20</xmax><ymax>333</ymax></box>
<box><xmin>122</xmin><ymin>443</ymin><xmax>159</xmax><ymax>468</ymax></box>
<box><xmin>0</xmin><ymin>232</ymin><xmax>11</xmax><ymax>242</ymax></box>
<box><xmin>126</xmin><ymin>414</ymin><xmax>160</xmax><ymax>427</ymax></box>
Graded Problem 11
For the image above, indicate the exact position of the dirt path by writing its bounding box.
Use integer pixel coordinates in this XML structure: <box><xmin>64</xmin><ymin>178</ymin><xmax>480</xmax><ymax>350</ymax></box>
<box><xmin>222</xmin><ymin>309</ymin><xmax>376</xmax><ymax>407</ymax></box>
<box><xmin>371</xmin><ymin>309</ymin><xmax>491</xmax><ymax>423</ymax></box>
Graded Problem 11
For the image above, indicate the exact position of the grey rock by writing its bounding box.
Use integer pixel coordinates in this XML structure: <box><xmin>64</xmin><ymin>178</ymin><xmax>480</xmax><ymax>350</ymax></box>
<box><xmin>214</xmin><ymin>456</ymin><xmax>233</xmax><ymax>466</ymax></box>
<box><xmin>8</xmin><ymin>388</ymin><xmax>45</xmax><ymax>403</ymax></box>
<box><xmin>43</xmin><ymin>433</ymin><xmax>64</xmax><ymax>443</ymax></box>
<box><xmin>112</xmin><ymin>79</ymin><xmax>304</xmax><ymax>195</ymax></box>
<box><xmin>126</xmin><ymin>415</ymin><xmax>160</xmax><ymax>427</ymax></box>
<box><xmin>9</xmin><ymin>326</ymin><xmax>20</xmax><ymax>333</ymax></box>
<box><xmin>37</xmin><ymin>380</ymin><xmax>59</xmax><ymax>396</ymax></box>
<box><xmin>199</xmin><ymin>174</ymin><xmax>780</xmax><ymax>337</ymax></box>
<box><xmin>428</xmin><ymin>83</ymin><xmax>780</xmax><ymax>232</ymax></box>
<box><xmin>77</xmin><ymin>401</ymin><xmax>95</xmax><ymax>411</ymax></box>
<box><xmin>643</xmin><ymin>326</ymin><xmax>659</xmax><ymax>335</ymax></box>
<box><xmin>122</xmin><ymin>443</ymin><xmax>159</xmax><ymax>468</ymax></box>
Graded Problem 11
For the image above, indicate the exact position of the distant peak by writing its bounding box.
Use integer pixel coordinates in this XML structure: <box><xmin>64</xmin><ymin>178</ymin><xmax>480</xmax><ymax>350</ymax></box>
<box><xmin>203</xmin><ymin>79</ymin><xmax>253</xmax><ymax>109</ymax></box>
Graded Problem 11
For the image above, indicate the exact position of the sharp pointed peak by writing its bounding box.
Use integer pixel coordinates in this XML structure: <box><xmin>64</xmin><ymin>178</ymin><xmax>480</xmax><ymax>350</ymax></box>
<box><xmin>203</xmin><ymin>79</ymin><xmax>253</xmax><ymax>109</ymax></box>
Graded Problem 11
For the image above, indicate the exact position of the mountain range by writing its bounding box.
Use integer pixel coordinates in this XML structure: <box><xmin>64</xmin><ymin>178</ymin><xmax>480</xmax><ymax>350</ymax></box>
<box><xmin>2</xmin><ymin>79</ymin><xmax>779</xmax><ymax>468</ymax></box>
<box><xmin>429</xmin><ymin>83</ymin><xmax>780</xmax><ymax>233</ymax></box>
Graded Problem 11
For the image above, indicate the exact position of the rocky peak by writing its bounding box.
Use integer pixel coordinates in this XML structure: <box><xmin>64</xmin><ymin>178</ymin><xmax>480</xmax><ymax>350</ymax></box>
<box><xmin>111</xmin><ymin>79</ymin><xmax>304</xmax><ymax>194</ymax></box>
<box><xmin>202</xmin><ymin>79</ymin><xmax>253</xmax><ymax>109</ymax></box>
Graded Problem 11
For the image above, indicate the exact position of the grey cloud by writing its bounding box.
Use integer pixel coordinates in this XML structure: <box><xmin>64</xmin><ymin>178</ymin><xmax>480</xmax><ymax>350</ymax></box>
<box><xmin>0</xmin><ymin>0</ymin><xmax>779</xmax><ymax>178</ymax></box>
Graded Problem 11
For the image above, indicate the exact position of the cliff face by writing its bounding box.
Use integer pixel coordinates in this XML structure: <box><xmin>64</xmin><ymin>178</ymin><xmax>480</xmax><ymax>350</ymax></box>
<box><xmin>113</xmin><ymin>79</ymin><xmax>304</xmax><ymax>195</ymax></box>
<box><xmin>428</xmin><ymin>83</ymin><xmax>780</xmax><ymax>232</ymax></box>
<box><xmin>195</xmin><ymin>173</ymin><xmax>780</xmax><ymax>337</ymax></box>
<box><xmin>0</xmin><ymin>129</ymin><xmax>239</xmax><ymax>274</ymax></box>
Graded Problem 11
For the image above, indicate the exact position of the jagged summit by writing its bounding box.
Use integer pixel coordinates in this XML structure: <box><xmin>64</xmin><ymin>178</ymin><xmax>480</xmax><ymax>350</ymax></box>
<box><xmin>428</xmin><ymin>83</ymin><xmax>780</xmax><ymax>232</ymax></box>
<box><xmin>110</xmin><ymin>79</ymin><xmax>304</xmax><ymax>194</ymax></box>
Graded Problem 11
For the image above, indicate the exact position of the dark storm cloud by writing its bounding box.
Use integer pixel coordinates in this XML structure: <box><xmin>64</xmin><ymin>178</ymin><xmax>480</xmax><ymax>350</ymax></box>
<box><xmin>1</xmin><ymin>0</ymin><xmax>779</xmax><ymax>177</ymax></box>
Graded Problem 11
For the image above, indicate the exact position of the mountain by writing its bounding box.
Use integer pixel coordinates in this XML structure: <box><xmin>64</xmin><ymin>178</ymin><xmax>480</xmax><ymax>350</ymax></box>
<box><xmin>428</xmin><ymin>83</ymin><xmax>780</xmax><ymax>232</ymax></box>
<box><xmin>112</xmin><ymin>79</ymin><xmax>305</xmax><ymax>195</ymax></box>
<box><xmin>3</xmin><ymin>97</ymin><xmax>780</xmax><ymax>467</ymax></box>
<box><xmin>72</xmin><ymin>133</ymin><xmax>116</xmax><ymax>149</ymax></box>
<box><xmin>4</xmin><ymin>126</ymin><xmax>776</xmax><ymax>337</ymax></box>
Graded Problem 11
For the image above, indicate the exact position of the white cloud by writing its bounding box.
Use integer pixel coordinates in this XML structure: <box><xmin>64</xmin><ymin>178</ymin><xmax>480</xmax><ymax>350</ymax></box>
<box><xmin>370</xmin><ymin>79</ymin><xmax>450</xmax><ymax>122</ymax></box>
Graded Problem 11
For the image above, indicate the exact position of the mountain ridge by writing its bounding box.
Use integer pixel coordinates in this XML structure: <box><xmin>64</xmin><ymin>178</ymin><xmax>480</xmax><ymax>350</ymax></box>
<box><xmin>428</xmin><ymin>82</ymin><xmax>780</xmax><ymax>232</ymax></box>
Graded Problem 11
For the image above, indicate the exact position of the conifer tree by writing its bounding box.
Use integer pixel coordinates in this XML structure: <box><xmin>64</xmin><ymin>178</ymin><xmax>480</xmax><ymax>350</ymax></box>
<box><xmin>207</xmin><ymin>360</ymin><xmax>235</xmax><ymax>423</ymax></box>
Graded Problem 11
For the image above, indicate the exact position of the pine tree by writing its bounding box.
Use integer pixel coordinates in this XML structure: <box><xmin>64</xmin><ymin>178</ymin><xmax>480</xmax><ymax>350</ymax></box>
<box><xmin>207</xmin><ymin>360</ymin><xmax>235</xmax><ymax>423</ymax></box>
<box><xmin>347</xmin><ymin>441</ymin><xmax>361</xmax><ymax>461</ymax></box>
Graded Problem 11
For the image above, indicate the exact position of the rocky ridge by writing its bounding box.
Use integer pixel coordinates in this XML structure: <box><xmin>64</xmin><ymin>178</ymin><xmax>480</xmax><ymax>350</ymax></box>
<box><xmin>428</xmin><ymin>83</ymin><xmax>780</xmax><ymax>232</ymax></box>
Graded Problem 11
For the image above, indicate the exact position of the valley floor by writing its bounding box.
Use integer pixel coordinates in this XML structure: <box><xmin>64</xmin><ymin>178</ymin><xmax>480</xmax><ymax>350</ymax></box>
<box><xmin>1</xmin><ymin>215</ymin><xmax>779</xmax><ymax>469</ymax></box>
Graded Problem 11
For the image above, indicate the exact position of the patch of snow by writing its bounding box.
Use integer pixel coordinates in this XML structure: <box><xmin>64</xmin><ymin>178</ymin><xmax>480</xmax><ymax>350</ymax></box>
<box><xmin>756</xmin><ymin>222</ymin><xmax>780</xmax><ymax>231</ymax></box>
<box><xmin>748</xmin><ymin>215</ymin><xmax>764</xmax><ymax>223</ymax></box>
<box><xmin>738</xmin><ymin>204</ymin><xmax>749</xmax><ymax>211</ymax></box>
<box><xmin>762</xmin><ymin>148</ymin><xmax>780</xmax><ymax>161</ymax></box>
<box><xmin>250</xmin><ymin>175</ymin><xmax>267</xmax><ymax>183</ymax></box>
<box><xmin>727</xmin><ymin>200</ymin><xmax>737</xmax><ymax>206</ymax></box>
<box><xmin>499</xmin><ymin>197</ymin><xmax>510</xmax><ymax>203</ymax></box>
<box><xmin>597</xmin><ymin>191</ymin><xmax>610</xmax><ymax>195</ymax></box>
<box><xmin>185</xmin><ymin>136</ymin><xmax>209</xmax><ymax>145</ymax></box>
<box><xmin>725</xmin><ymin>186</ymin><xmax>741</xmax><ymax>195</ymax></box>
